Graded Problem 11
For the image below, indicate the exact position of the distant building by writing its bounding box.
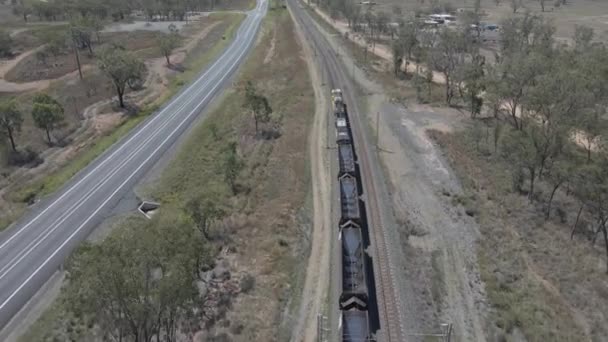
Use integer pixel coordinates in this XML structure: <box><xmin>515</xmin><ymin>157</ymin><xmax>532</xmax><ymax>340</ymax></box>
<box><xmin>428</xmin><ymin>14</ymin><xmax>456</xmax><ymax>24</ymax></box>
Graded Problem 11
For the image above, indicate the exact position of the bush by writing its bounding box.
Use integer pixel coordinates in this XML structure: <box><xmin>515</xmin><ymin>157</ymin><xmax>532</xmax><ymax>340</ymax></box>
<box><xmin>240</xmin><ymin>273</ymin><xmax>255</xmax><ymax>293</ymax></box>
<box><xmin>7</xmin><ymin>148</ymin><xmax>44</xmax><ymax>168</ymax></box>
<box><xmin>207</xmin><ymin>333</ymin><xmax>231</xmax><ymax>342</ymax></box>
<box><xmin>0</xmin><ymin>30</ymin><xmax>13</xmax><ymax>58</ymax></box>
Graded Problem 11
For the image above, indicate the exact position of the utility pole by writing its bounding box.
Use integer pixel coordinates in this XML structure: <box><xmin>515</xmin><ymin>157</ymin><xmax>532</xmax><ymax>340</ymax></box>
<box><xmin>70</xmin><ymin>27</ymin><xmax>83</xmax><ymax>80</ymax></box>
<box><xmin>375</xmin><ymin>111</ymin><xmax>380</xmax><ymax>150</ymax></box>
<box><xmin>441</xmin><ymin>323</ymin><xmax>453</xmax><ymax>342</ymax></box>
<box><xmin>351</xmin><ymin>56</ymin><xmax>355</xmax><ymax>81</ymax></box>
<box><xmin>317</xmin><ymin>314</ymin><xmax>329</xmax><ymax>342</ymax></box>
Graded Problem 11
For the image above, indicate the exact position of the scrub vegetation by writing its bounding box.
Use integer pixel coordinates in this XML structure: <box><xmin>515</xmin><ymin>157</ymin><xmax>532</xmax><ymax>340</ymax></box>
<box><xmin>20</xmin><ymin>6</ymin><xmax>314</xmax><ymax>342</ymax></box>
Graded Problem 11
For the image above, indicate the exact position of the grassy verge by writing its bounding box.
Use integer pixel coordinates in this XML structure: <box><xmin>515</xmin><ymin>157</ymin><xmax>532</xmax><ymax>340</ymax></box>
<box><xmin>168</xmin><ymin>12</ymin><xmax>245</xmax><ymax>92</ymax></box>
<box><xmin>20</xmin><ymin>7</ymin><xmax>315</xmax><ymax>342</ymax></box>
<box><xmin>12</xmin><ymin>109</ymin><xmax>152</xmax><ymax>203</ymax></box>
<box><xmin>4</xmin><ymin>13</ymin><xmax>245</xmax><ymax>229</ymax></box>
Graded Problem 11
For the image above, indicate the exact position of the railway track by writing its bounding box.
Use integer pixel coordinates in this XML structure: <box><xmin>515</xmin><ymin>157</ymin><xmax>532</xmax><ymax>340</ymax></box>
<box><xmin>288</xmin><ymin>2</ymin><xmax>405</xmax><ymax>341</ymax></box>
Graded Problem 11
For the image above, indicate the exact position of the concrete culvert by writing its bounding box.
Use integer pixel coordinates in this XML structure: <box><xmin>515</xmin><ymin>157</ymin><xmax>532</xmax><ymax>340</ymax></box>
<box><xmin>138</xmin><ymin>201</ymin><xmax>160</xmax><ymax>219</ymax></box>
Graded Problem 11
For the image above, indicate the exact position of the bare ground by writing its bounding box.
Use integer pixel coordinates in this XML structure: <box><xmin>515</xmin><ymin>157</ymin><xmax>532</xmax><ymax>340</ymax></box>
<box><xmin>0</xmin><ymin>13</ymin><xmax>249</xmax><ymax>342</ymax></box>
<box><xmin>303</xmin><ymin>2</ymin><xmax>608</xmax><ymax>341</ymax></box>
<box><xmin>304</xmin><ymin>5</ymin><xmax>490</xmax><ymax>341</ymax></box>
<box><xmin>288</xmin><ymin>6</ymin><xmax>332</xmax><ymax>342</ymax></box>
<box><xmin>0</xmin><ymin>17</ymin><xmax>233</xmax><ymax>232</ymax></box>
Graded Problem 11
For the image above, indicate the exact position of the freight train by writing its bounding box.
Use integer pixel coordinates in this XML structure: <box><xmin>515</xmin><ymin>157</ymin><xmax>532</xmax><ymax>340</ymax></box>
<box><xmin>333</xmin><ymin>89</ymin><xmax>371</xmax><ymax>342</ymax></box>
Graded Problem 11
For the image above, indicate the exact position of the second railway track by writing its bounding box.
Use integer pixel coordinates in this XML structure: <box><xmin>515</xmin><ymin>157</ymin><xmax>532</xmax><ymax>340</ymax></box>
<box><xmin>288</xmin><ymin>1</ymin><xmax>406</xmax><ymax>341</ymax></box>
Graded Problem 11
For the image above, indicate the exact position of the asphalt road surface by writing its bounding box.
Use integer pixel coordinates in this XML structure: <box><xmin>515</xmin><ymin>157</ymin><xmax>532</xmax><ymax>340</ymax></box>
<box><xmin>0</xmin><ymin>0</ymin><xmax>266</xmax><ymax>332</ymax></box>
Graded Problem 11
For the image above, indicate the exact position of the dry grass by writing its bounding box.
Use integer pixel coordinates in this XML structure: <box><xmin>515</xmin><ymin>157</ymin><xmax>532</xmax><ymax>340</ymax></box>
<box><xmin>369</xmin><ymin>0</ymin><xmax>608</xmax><ymax>43</ymax></box>
<box><xmin>154</xmin><ymin>8</ymin><xmax>315</xmax><ymax>341</ymax></box>
<box><xmin>17</xmin><ymin>7</ymin><xmax>315</xmax><ymax>342</ymax></box>
<box><xmin>431</xmin><ymin>125</ymin><xmax>608</xmax><ymax>341</ymax></box>
<box><xmin>5</xmin><ymin>30</ymin><xmax>173</xmax><ymax>82</ymax></box>
<box><xmin>0</xmin><ymin>15</ymin><xmax>244</xmax><ymax>232</ymax></box>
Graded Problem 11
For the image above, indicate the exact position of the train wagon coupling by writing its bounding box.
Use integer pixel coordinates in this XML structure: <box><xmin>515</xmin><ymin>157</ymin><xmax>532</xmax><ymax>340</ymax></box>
<box><xmin>332</xmin><ymin>87</ymin><xmax>372</xmax><ymax>342</ymax></box>
<box><xmin>329</xmin><ymin>83</ymin><xmax>458</xmax><ymax>342</ymax></box>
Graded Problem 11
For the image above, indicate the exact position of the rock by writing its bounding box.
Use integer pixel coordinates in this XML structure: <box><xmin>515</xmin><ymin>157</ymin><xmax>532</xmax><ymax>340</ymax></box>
<box><xmin>195</xmin><ymin>281</ymin><xmax>208</xmax><ymax>297</ymax></box>
<box><xmin>213</xmin><ymin>266</ymin><xmax>230</xmax><ymax>281</ymax></box>
<box><xmin>199</xmin><ymin>270</ymin><xmax>213</xmax><ymax>283</ymax></box>
<box><xmin>151</xmin><ymin>267</ymin><xmax>163</xmax><ymax>281</ymax></box>
<box><xmin>465</xmin><ymin>208</ymin><xmax>477</xmax><ymax>217</ymax></box>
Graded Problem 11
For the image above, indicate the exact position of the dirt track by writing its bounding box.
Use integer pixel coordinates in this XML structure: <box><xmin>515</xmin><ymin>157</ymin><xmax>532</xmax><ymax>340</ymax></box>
<box><xmin>289</xmin><ymin>6</ymin><xmax>332</xmax><ymax>342</ymax></box>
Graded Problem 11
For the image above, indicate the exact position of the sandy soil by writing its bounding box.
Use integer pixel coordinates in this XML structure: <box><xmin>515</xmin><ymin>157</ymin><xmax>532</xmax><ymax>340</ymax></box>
<box><xmin>0</xmin><ymin>46</ymin><xmax>51</xmax><ymax>92</ymax></box>
<box><xmin>141</xmin><ymin>21</ymin><xmax>223</xmax><ymax>106</ymax></box>
<box><xmin>373</xmin><ymin>100</ymin><xmax>488</xmax><ymax>342</ymax></box>
<box><xmin>263</xmin><ymin>29</ymin><xmax>277</xmax><ymax>64</ymax></box>
<box><xmin>102</xmin><ymin>20</ymin><xmax>192</xmax><ymax>33</ymax></box>
<box><xmin>288</xmin><ymin>7</ymin><xmax>332</xmax><ymax>342</ymax></box>
<box><xmin>0</xmin><ymin>20</ymin><xmax>223</xmax><ymax>198</ymax></box>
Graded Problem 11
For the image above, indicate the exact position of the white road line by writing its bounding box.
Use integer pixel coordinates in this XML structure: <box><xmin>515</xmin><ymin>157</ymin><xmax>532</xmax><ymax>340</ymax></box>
<box><xmin>0</xmin><ymin>0</ymin><xmax>266</xmax><ymax>311</ymax></box>
<box><xmin>0</xmin><ymin>10</ymin><xmax>259</xmax><ymax>276</ymax></box>
<box><xmin>0</xmin><ymin>86</ymin><xmax>202</xmax><ymax>279</ymax></box>
<box><xmin>0</xmin><ymin>27</ymin><xmax>243</xmax><ymax>273</ymax></box>
<box><xmin>0</xmin><ymin>14</ymin><xmax>253</xmax><ymax>253</ymax></box>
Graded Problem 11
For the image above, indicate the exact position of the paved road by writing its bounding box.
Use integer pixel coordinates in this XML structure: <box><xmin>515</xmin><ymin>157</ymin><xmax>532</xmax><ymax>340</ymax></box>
<box><xmin>0</xmin><ymin>0</ymin><xmax>266</xmax><ymax>332</ymax></box>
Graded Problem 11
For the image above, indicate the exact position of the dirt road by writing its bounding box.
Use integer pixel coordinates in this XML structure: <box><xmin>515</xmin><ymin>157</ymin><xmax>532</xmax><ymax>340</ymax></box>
<box><xmin>288</xmin><ymin>6</ymin><xmax>333</xmax><ymax>342</ymax></box>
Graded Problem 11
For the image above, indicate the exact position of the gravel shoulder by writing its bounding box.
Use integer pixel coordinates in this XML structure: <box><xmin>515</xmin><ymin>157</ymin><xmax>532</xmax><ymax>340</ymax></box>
<box><xmin>302</xmin><ymin>4</ymin><xmax>489</xmax><ymax>341</ymax></box>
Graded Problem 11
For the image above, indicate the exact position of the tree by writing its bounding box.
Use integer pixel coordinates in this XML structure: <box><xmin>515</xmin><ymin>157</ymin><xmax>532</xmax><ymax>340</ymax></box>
<box><xmin>486</xmin><ymin>50</ymin><xmax>545</xmax><ymax>130</ymax></box>
<box><xmin>511</xmin><ymin>0</ymin><xmax>521</xmax><ymax>13</ymax></box>
<box><xmin>31</xmin><ymin>94</ymin><xmax>65</xmax><ymax>145</ymax></box>
<box><xmin>412</xmin><ymin>71</ymin><xmax>426</xmax><ymax>103</ymax></box>
<box><xmin>70</xmin><ymin>16</ymin><xmax>95</xmax><ymax>55</ymax></box>
<box><xmin>0</xmin><ymin>100</ymin><xmax>23</xmax><ymax>152</ymax></box>
<box><xmin>0</xmin><ymin>29</ymin><xmax>13</xmax><ymax>58</ymax></box>
<box><xmin>158</xmin><ymin>24</ymin><xmax>181</xmax><ymax>66</ymax></box>
<box><xmin>545</xmin><ymin>155</ymin><xmax>576</xmax><ymax>219</ymax></box>
<box><xmin>392</xmin><ymin>5</ymin><xmax>402</xmax><ymax>17</ymax></box>
<box><xmin>573</xmin><ymin>25</ymin><xmax>593</xmax><ymax>51</ymax></box>
<box><xmin>574</xmin><ymin>29</ymin><xmax>608</xmax><ymax>162</ymax></box>
<box><xmin>43</xmin><ymin>29</ymin><xmax>68</xmax><ymax>58</ymax></box>
<box><xmin>64</xmin><ymin>211</ymin><xmax>210</xmax><ymax>342</ymax></box>
<box><xmin>222</xmin><ymin>142</ymin><xmax>243</xmax><ymax>195</ymax></box>
<box><xmin>502</xmin><ymin>127</ymin><xmax>540</xmax><ymax>197</ymax></box>
<box><xmin>243</xmin><ymin>81</ymin><xmax>272</xmax><ymax>135</ymax></box>
<box><xmin>392</xmin><ymin>39</ymin><xmax>404</xmax><ymax>76</ymax></box>
<box><xmin>395</xmin><ymin>19</ymin><xmax>421</xmax><ymax>77</ymax></box>
<box><xmin>499</xmin><ymin>14</ymin><xmax>555</xmax><ymax>57</ymax></box>
<box><xmin>429</xmin><ymin>28</ymin><xmax>465</xmax><ymax>105</ymax></box>
<box><xmin>97</xmin><ymin>47</ymin><xmax>146</xmax><ymax>108</ymax></box>
<box><xmin>184</xmin><ymin>198</ymin><xmax>225</xmax><ymax>240</ymax></box>
<box><xmin>12</xmin><ymin>0</ymin><xmax>32</xmax><ymax>22</ymax></box>
<box><xmin>571</xmin><ymin>156</ymin><xmax>608</xmax><ymax>273</ymax></box>
<box><xmin>458</xmin><ymin>53</ymin><xmax>485</xmax><ymax>118</ymax></box>
<box><xmin>375</xmin><ymin>11</ymin><xmax>389</xmax><ymax>38</ymax></box>
<box><xmin>522</xmin><ymin>54</ymin><xmax>576</xmax><ymax>176</ymax></box>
